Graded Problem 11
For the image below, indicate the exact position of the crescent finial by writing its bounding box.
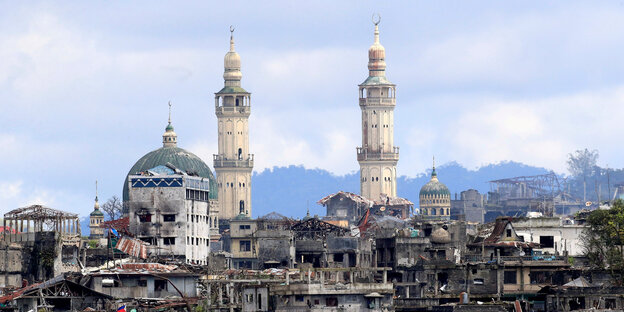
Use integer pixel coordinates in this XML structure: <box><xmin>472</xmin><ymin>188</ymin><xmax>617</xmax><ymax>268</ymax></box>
<box><xmin>230</xmin><ymin>25</ymin><xmax>235</xmax><ymax>34</ymax></box>
<box><xmin>372</xmin><ymin>13</ymin><xmax>381</xmax><ymax>26</ymax></box>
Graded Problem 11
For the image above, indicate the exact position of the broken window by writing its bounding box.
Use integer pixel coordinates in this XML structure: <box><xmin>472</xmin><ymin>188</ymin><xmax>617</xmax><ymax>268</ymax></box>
<box><xmin>138</xmin><ymin>212</ymin><xmax>152</xmax><ymax>223</ymax></box>
<box><xmin>530</xmin><ymin>271</ymin><xmax>549</xmax><ymax>284</ymax></box>
<box><xmin>334</xmin><ymin>253</ymin><xmax>344</xmax><ymax>262</ymax></box>
<box><xmin>240</xmin><ymin>240</ymin><xmax>251</xmax><ymax>252</ymax></box>
<box><xmin>504</xmin><ymin>271</ymin><xmax>517</xmax><ymax>284</ymax></box>
<box><xmin>154</xmin><ymin>279</ymin><xmax>167</xmax><ymax>291</ymax></box>
<box><xmin>540</xmin><ymin>236</ymin><xmax>554</xmax><ymax>248</ymax></box>
<box><xmin>326</xmin><ymin>297</ymin><xmax>338</xmax><ymax>307</ymax></box>
<box><xmin>163</xmin><ymin>214</ymin><xmax>176</xmax><ymax>222</ymax></box>
<box><xmin>163</xmin><ymin>237</ymin><xmax>175</xmax><ymax>245</ymax></box>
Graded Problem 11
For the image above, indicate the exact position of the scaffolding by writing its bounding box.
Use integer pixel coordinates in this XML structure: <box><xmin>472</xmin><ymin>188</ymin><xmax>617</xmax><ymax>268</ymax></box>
<box><xmin>489</xmin><ymin>172</ymin><xmax>564</xmax><ymax>199</ymax></box>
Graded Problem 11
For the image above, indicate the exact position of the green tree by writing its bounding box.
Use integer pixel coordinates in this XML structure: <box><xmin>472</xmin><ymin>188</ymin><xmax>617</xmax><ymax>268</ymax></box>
<box><xmin>567</xmin><ymin>148</ymin><xmax>599</xmax><ymax>178</ymax></box>
<box><xmin>567</xmin><ymin>149</ymin><xmax>599</xmax><ymax>201</ymax></box>
<box><xmin>582</xmin><ymin>199</ymin><xmax>624</xmax><ymax>284</ymax></box>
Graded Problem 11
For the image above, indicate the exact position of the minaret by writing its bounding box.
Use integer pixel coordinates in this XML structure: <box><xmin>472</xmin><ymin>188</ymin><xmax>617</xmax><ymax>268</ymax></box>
<box><xmin>214</xmin><ymin>26</ymin><xmax>254</xmax><ymax>220</ymax></box>
<box><xmin>89</xmin><ymin>180</ymin><xmax>105</xmax><ymax>238</ymax></box>
<box><xmin>357</xmin><ymin>16</ymin><xmax>399</xmax><ymax>200</ymax></box>
<box><xmin>163</xmin><ymin>101</ymin><xmax>177</xmax><ymax>148</ymax></box>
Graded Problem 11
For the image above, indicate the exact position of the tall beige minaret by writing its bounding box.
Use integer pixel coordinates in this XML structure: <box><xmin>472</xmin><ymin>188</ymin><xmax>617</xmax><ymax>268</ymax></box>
<box><xmin>214</xmin><ymin>27</ymin><xmax>253</xmax><ymax>220</ymax></box>
<box><xmin>357</xmin><ymin>17</ymin><xmax>399</xmax><ymax>200</ymax></box>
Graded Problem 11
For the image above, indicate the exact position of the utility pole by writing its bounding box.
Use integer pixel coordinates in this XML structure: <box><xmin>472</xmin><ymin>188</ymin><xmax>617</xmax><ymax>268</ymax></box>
<box><xmin>607</xmin><ymin>164</ymin><xmax>612</xmax><ymax>202</ymax></box>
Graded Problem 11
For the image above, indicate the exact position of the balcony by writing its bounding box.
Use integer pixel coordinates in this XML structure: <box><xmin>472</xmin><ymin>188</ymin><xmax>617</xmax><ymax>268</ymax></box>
<box><xmin>215</xmin><ymin>105</ymin><xmax>250</xmax><ymax>116</ymax></box>
<box><xmin>356</xmin><ymin>147</ymin><xmax>399</xmax><ymax>161</ymax></box>
<box><xmin>359</xmin><ymin>97</ymin><xmax>395</xmax><ymax>106</ymax></box>
<box><xmin>213</xmin><ymin>154</ymin><xmax>254</xmax><ymax>168</ymax></box>
<box><xmin>463</xmin><ymin>254</ymin><xmax>568</xmax><ymax>265</ymax></box>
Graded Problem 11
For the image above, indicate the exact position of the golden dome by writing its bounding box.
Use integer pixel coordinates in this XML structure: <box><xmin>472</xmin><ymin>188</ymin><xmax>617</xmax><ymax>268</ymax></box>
<box><xmin>224</xmin><ymin>29</ymin><xmax>242</xmax><ymax>84</ymax></box>
<box><xmin>368</xmin><ymin>23</ymin><xmax>386</xmax><ymax>77</ymax></box>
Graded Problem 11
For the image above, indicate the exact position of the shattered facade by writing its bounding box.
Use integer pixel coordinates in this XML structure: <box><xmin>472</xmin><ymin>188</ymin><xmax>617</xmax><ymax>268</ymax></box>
<box><xmin>127</xmin><ymin>172</ymin><xmax>214</xmax><ymax>264</ymax></box>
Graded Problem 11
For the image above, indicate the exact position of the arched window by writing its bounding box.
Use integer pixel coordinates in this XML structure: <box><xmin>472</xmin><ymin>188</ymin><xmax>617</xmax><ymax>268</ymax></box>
<box><xmin>238</xmin><ymin>148</ymin><xmax>243</xmax><ymax>160</ymax></box>
<box><xmin>239</xmin><ymin>200</ymin><xmax>245</xmax><ymax>214</ymax></box>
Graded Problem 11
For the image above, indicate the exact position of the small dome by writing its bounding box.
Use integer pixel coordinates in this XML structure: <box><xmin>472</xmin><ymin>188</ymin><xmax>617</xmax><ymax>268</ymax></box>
<box><xmin>430</xmin><ymin>227</ymin><xmax>451</xmax><ymax>244</ymax></box>
<box><xmin>233</xmin><ymin>213</ymin><xmax>251</xmax><ymax>221</ymax></box>
<box><xmin>419</xmin><ymin>167</ymin><xmax>451</xmax><ymax>197</ymax></box>
<box><xmin>91</xmin><ymin>196</ymin><xmax>104</xmax><ymax>217</ymax></box>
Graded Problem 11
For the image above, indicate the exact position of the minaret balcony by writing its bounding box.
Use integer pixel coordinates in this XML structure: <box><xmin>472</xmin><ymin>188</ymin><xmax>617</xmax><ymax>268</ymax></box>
<box><xmin>359</xmin><ymin>97</ymin><xmax>395</xmax><ymax>106</ymax></box>
<box><xmin>356</xmin><ymin>147</ymin><xmax>399</xmax><ymax>161</ymax></box>
<box><xmin>215</xmin><ymin>105</ymin><xmax>251</xmax><ymax>116</ymax></box>
<box><xmin>213</xmin><ymin>154</ymin><xmax>254</xmax><ymax>168</ymax></box>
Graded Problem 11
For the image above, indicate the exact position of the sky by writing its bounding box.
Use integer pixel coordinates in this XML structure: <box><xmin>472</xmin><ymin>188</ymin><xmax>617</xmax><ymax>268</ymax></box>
<box><xmin>2</xmin><ymin>1</ymin><xmax>624</xmax><ymax>217</ymax></box>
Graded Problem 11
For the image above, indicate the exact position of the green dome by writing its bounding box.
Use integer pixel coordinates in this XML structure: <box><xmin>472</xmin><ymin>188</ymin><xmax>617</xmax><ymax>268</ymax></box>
<box><xmin>165</xmin><ymin>123</ymin><xmax>174</xmax><ymax>131</ymax></box>
<box><xmin>90</xmin><ymin>209</ymin><xmax>104</xmax><ymax>217</ymax></box>
<box><xmin>122</xmin><ymin>146</ymin><xmax>217</xmax><ymax>201</ymax></box>
<box><xmin>233</xmin><ymin>213</ymin><xmax>251</xmax><ymax>221</ymax></box>
<box><xmin>419</xmin><ymin>170</ymin><xmax>451</xmax><ymax>197</ymax></box>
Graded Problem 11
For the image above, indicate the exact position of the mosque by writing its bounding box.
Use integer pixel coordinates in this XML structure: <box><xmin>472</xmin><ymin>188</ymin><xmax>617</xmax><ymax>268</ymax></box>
<box><xmin>88</xmin><ymin>19</ymin><xmax>451</xmax><ymax>262</ymax></box>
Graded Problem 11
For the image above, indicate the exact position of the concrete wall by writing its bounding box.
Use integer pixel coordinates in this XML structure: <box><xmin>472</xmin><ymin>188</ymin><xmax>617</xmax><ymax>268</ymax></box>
<box><xmin>92</xmin><ymin>275</ymin><xmax>197</xmax><ymax>299</ymax></box>
<box><xmin>513</xmin><ymin>217</ymin><xmax>586</xmax><ymax>256</ymax></box>
<box><xmin>243</xmin><ymin>287</ymin><xmax>269</xmax><ymax>311</ymax></box>
<box><xmin>128</xmin><ymin>176</ymin><xmax>211</xmax><ymax>264</ymax></box>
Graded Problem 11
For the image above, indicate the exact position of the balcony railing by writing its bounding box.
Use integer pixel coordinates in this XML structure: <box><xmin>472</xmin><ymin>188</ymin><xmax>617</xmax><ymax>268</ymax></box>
<box><xmin>463</xmin><ymin>254</ymin><xmax>566</xmax><ymax>263</ymax></box>
<box><xmin>213</xmin><ymin>154</ymin><xmax>254</xmax><ymax>168</ymax></box>
<box><xmin>356</xmin><ymin>147</ymin><xmax>399</xmax><ymax>161</ymax></box>
<box><xmin>215</xmin><ymin>106</ymin><xmax>251</xmax><ymax>115</ymax></box>
<box><xmin>359</xmin><ymin>97</ymin><xmax>395</xmax><ymax>106</ymax></box>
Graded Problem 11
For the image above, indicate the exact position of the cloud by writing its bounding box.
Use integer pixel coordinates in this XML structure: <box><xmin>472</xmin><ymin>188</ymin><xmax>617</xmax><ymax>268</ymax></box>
<box><xmin>444</xmin><ymin>86</ymin><xmax>624</xmax><ymax>173</ymax></box>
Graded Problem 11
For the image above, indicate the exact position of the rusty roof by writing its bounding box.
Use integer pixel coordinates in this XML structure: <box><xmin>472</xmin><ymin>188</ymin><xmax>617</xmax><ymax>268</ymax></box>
<box><xmin>317</xmin><ymin>191</ymin><xmax>374</xmax><ymax>206</ymax></box>
<box><xmin>375</xmin><ymin>194</ymin><xmax>414</xmax><ymax>206</ymax></box>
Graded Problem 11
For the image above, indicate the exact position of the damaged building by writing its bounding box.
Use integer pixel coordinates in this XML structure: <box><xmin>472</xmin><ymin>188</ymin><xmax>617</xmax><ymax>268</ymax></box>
<box><xmin>1</xmin><ymin>205</ymin><xmax>82</xmax><ymax>288</ymax></box>
<box><xmin>123</xmin><ymin>115</ymin><xmax>220</xmax><ymax>264</ymax></box>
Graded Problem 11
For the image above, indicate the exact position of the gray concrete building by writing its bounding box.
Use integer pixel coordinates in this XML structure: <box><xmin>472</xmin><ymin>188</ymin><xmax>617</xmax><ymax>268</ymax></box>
<box><xmin>124</xmin><ymin>112</ymin><xmax>219</xmax><ymax>264</ymax></box>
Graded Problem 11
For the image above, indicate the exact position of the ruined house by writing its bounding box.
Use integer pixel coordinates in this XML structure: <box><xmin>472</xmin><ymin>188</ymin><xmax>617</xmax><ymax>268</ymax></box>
<box><xmin>255</xmin><ymin>212</ymin><xmax>295</xmax><ymax>269</ymax></box>
<box><xmin>318</xmin><ymin>191</ymin><xmax>374</xmax><ymax>226</ymax></box>
<box><xmin>270</xmin><ymin>267</ymin><xmax>394</xmax><ymax>312</ymax></box>
<box><xmin>291</xmin><ymin>217</ymin><xmax>373</xmax><ymax>269</ymax></box>
<box><xmin>1</xmin><ymin>205</ymin><xmax>82</xmax><ymax>287</ymax></box>
<box><xmin>0</xmin><ymin>274</ymin><xmax>113</xmax><ymax>312</ymax></box>
<box><xmin>450</xmin><ymin>189</ymin><xmax>485</xmax><ymax>223</ymax></box>
<box><xmin>85</xmin><ymin>263</ymin><xmax>199</xmax><ymax>299</ymax></box>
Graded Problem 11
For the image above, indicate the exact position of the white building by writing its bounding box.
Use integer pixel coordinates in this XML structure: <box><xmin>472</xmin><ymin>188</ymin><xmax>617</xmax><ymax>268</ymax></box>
<box><xmin>512</xmin><ymin>216</ymin><xmax>586</xmax><ymax>257</ymax></box>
